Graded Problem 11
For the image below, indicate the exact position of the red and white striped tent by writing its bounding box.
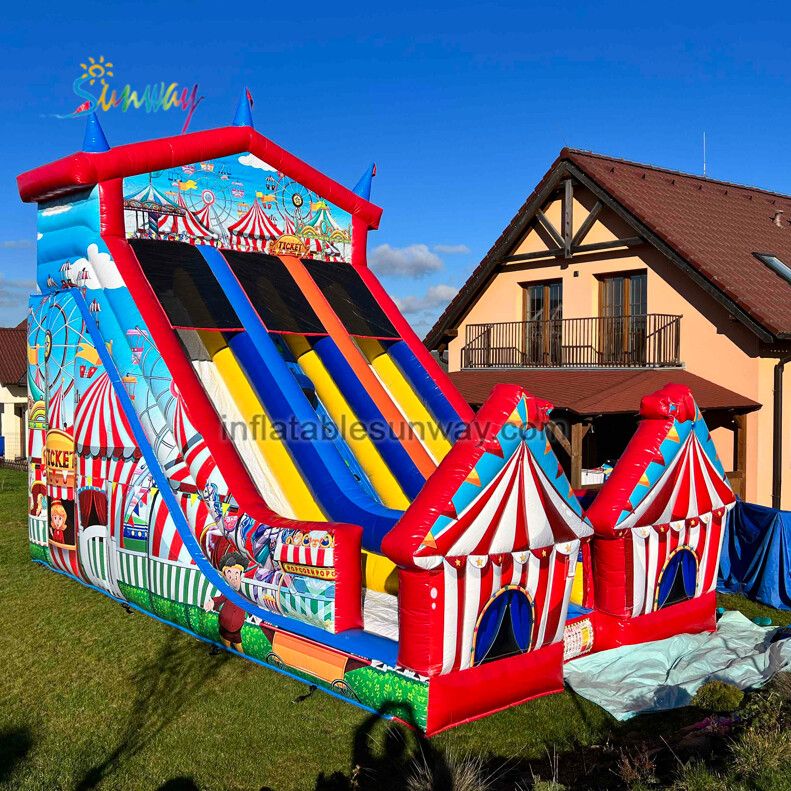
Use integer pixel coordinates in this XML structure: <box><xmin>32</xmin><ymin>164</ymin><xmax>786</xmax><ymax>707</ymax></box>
<box><xmin>172</xmin><ymin>386</ymin><xmax>218</xmax><ymax>493</ymax></box>
<box><xmin>228</xmin><ymin>198</ymin><xmax>283</xmax><ymax>252</ymax></box>
<box><xmin>617</xmin><ymin>429</ymin><xmax>735</xmax><ymax>617</ymax></box>
<box><xmin>158</xmin><ymin>192</ymin><xmax>217</xmax><ymax>245</ymax></box>
<box><xmin>75</xmin><ymin>371</ymin><xmax>142</xmax><ymax>485</ymax></box>
<box><xmin>413</xmin><ymin>441</ymin><xmax>593</xmax><ymax>674</ymax></box>
<box><xmin>48</xmin><ymin>384</ymin><xmax>66</xmax><ymax>431</ymax></box>
<box><xmin>586</xmin><ymin>384</ymin><xmax>737</xmax><ymax>623</ymax></box>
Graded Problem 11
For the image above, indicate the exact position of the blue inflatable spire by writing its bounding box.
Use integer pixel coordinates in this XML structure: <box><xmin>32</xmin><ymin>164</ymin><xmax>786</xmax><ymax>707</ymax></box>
<box><xmin>82</xmin><ymin>111</ymin><xmax>110</xmax><ymax>153</ymax></box>
<box><xmin>352</xmin><ymin>163</ymin><xmax>376</xmax><ymax>201</ymax></box>
<box><xmin>233</xmin><ymin>88</ymin><xmax>255</xmax><ymax>128</ymax></box>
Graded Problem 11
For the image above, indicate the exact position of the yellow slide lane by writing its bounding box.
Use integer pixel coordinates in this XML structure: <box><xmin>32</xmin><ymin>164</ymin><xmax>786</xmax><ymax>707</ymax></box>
<box><xmin>198</xmin><ymin>331</ymin><xmax>326</xmax><ymax>522</ymax></box>
<box><xmin>357</xmin><ymin>338</ymin><xmax>453</xmax><ymax>466</ymax></box>
<box><xmin>283</xmin><ymin>335</ymin><xmax>410</xmax><ymax>511</ymax></box>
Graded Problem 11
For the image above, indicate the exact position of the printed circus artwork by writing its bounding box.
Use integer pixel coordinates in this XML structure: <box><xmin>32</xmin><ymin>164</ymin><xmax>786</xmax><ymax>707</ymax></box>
<box><xmin>121</xmin><ymin>153</ymin><xmax>353</xmax><ymax>263</ymax></box>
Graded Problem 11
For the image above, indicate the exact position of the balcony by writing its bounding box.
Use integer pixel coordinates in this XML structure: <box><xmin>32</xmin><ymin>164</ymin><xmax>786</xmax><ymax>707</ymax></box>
<box><xmin>461</xmin><ymin>314</ymin><xmax>681</xmax><ymax>369</ymax></box>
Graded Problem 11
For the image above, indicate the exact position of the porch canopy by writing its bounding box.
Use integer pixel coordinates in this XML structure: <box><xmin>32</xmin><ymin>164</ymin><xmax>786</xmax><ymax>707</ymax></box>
<box><xmin>448</xmin><ymin>369</ymin><xmax>760</xmax><ymax>415</ymax></box>
<box><xmin>448</xmin><ymin>369</ymin><xmax>760</xmax><ymax>495</ymax></box>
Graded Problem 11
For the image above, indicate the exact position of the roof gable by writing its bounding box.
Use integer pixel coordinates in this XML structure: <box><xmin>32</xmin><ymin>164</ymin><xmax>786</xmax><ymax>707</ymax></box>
<box><xmin>426</xmin><ymin>148</ymin><xmax>791</xmax><ymax>347</ymax></box>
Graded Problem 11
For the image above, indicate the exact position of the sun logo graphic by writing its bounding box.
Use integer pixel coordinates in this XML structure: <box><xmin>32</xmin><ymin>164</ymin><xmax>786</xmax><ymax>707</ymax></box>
<box><xmin>80</xmin><ymin>56</ymin><xmax>113</xmax><ymax>87</ymax></box>
<box><xmin>59</xmin><ymin>56</ymin><xmax>204</xmax><ymax>134</ymax></box>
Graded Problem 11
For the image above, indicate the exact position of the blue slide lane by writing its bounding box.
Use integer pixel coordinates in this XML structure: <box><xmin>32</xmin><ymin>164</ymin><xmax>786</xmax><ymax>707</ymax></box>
<box><xmin>73</xmin><ymin>287</ymin><xmax>398</xmax><ymax>665</ymax></box>
<box><xmin>198</xmin><ymin>245</ymin><xmax>401</xmax><ymax>553</ymax></box>
<box><xmin>388</xmin><ymin>340</ymin><xmax>466</xmax><ymax>443</ymax></box>
<box><xmin>312</xmin><ymin>336</ymin><xmax>426</xmax><ymax>501</ymax></box>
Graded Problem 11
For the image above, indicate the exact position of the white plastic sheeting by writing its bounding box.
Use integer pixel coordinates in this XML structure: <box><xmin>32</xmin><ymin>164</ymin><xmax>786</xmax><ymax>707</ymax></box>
<box><xmin>363</xmin><ymin>588</ymin><xmax>399</xmax><ymax>641</ymax></box>
<box><xmin>564</xmin><ymin>611</ymin><xmax>791</xmax><ymax>720</ymax></box>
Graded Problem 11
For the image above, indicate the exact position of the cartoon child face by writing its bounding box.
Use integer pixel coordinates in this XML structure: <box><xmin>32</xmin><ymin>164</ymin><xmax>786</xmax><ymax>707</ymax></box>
<box><xmin>222</xmin><ymin>565</ymin><xmax>243</xmax><ymax>591</ymax></box>
<box><xmin>51</xmin><ymin>513</ymin><xmax>65</xmax><ymax>530</ymax></box>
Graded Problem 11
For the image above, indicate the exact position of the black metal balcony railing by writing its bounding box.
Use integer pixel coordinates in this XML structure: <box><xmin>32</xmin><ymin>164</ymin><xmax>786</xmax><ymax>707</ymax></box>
<box><xmin>461</xmin><ymin>314</ymin><xmax>681</xmax><ymax>369</ymax></box>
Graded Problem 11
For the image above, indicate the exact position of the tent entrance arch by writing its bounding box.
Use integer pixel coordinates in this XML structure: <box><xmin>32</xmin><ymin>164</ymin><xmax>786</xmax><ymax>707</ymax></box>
<box><xmin>471</xmin><ymin>585</ymin><xmax>534</xmax><ymax>666</ymax></box>
<box><xmin>655</xmin><ymin>547</ymin><xmax>698</xmax><ymax>611</ymax></box>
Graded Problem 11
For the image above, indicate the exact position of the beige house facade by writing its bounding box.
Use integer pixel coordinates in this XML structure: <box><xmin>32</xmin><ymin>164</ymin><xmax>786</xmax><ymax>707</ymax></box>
<box><xmin>426</xmin><ymin>150</ymin><xmax>791</xmax><ymax>508</ymax></box>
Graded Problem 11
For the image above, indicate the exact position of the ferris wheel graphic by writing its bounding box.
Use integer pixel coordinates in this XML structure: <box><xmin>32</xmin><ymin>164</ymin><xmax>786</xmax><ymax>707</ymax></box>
<box><xmin>180</xmin><ymin>170</ymin><xmax>234</xmax><ymax>244</ymax></box>
<box><xmin>123</xmin><ymin>325</ymin><xmax>183</xmax><ymax>464</ymax></box>
<box><xmin>276</xmin><ymin>176</ymin><xmax>316</xmax><ymax>230</ymax></box>
<box><xmin>44</xmin><ymin>298</ymin><xmax>87</xmax><ymax>405</ymax></box>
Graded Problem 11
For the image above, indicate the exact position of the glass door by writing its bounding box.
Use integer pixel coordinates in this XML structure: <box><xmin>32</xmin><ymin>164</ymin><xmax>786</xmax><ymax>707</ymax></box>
<box><xmin>523</xmin><ymin>281</ymin><xmax>562</xmax><ymax>365</ymax></box>
<box><xmin>599</xmin><ymin>272</ymin><xmax>647</xmax><ymax>365</ymax></box>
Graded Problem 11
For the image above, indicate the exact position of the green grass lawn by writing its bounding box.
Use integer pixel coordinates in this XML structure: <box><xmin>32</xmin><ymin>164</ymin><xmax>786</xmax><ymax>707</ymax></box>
<box><xmin>0</xmin><ymin>467</ymin><xmax>788</xmax><ymax>791</ymax></box>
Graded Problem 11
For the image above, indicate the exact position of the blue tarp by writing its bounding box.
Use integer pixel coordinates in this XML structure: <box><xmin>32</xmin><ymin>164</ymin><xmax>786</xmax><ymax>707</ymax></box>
<box><xmin>718</xmin><ymin>500</ymin><xmax>791</xmax><ymax>610</ymax></box>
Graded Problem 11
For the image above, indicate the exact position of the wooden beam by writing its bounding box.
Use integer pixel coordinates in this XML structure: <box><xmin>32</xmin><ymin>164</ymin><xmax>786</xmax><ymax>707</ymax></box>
<box><xmin>570</xmin><ymin>422</ymin><xmax>591</xmax><ymax>490</ymax></box>
<box><xmin>536</xmin><ymin>210</ymin><xmax>565</xmax><ymax>249</ymax></box>
<box><xmin>499</xmin><ymin>236</ymin><xmax>644</xmax><ymax>265</ymax></box>
<box><xmin>547</xmin><ymin>420</ymin><xmax>571</xmax><ymax>456</ymax></box>
<box><xmin>563</xmin><ymin>179</ymin><xmax>573</xmax><ymax>258</ymax></box>
<box><xmin>733</xmin><ymin>412</ymin><xmax>747</xmax><ymax>499</ymax></box>
<box><xmin>571</xmin><ymin>200</ymin><xmax>603</xmax><ymax>247</ymax></box>
<box><xmin>573</xmin><ymin>236</ymin><xmax>644</xmax><ymax>254</ymax></box>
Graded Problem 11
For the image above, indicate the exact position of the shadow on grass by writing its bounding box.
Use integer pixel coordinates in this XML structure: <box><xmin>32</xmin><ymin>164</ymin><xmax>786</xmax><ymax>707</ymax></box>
<box><xmin>0</xmin><ymin>727</ymin><xmax>33</xmax><ymax>784</ymax></box>
<box><xmin>155</xmin><ymin>778</ymin><xmax>200</xmax><ymax>791</ymax></box>
<box><xmin>75</xmin><ymin>635</ymin><xmax>230</xmax><ymax>791</ymax></box>
<box><xmin>312</xmin><ymin>703</ymin><xmax>451</xmax><ymax>791</ymax></box>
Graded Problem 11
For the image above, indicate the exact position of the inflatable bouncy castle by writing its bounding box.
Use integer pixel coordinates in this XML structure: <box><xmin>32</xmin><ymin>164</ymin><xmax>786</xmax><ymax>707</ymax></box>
<box><xmin>17</xmin><ymin>96</ymin><xmax>735</xmax><ymax>734</ymax></box>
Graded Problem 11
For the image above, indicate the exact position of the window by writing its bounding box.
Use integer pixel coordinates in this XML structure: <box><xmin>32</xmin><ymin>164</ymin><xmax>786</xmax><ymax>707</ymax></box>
<box><xmin>521</xmin><ymin>281</ymin><xmax>562</xmax><ymax>365</ymax></box>
<box><xmin>598</xmin><ymin>272</ymin><xmax>647</xmax><ymax>364</ymax></box>
<box><xmin>753</xmin><ymin>253</ymin><xmax>791</xmax><ymax>284</ymax></box>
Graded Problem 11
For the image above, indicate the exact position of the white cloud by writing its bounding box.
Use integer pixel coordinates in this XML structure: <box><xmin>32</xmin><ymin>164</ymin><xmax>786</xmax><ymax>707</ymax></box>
<box><xmin>238</xmin><ymin>153</ymin><xmax>276</xmax><ymax>171</ymax></box>
<box><xmin>433</xmin><ymin>244</ymin><xmax>470</xmax><ymax>255</ymax></box>
<box><xmin>394</xmin><ymin>284</ymin><xmax>459</xmax><ymax>315</ymax></box>
<box><xmin>2</xmin><ymin>239</ymin><xmax>33</xmax><ymax>249</ymax></box>
<box><xmin>70</xmin><ymin>244</ymin><xmax>125</xmax><ymax>290</ymax></box>
<box><xmin>369</xmin><ymin>244</ymin><xmax>443</xmax><ymax>278</ymax></box>
<box><xmin>0</xmin><ymin>274</ymin><xmax>36</xmax><ymax>321</ymax></box>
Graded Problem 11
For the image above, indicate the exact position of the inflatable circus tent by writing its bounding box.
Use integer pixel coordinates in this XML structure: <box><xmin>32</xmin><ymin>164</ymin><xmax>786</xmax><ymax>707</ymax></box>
<box><xmin>158</xmin><ymin>192</ymin><xmax>217</xmax><ymax>245</ymax></box>
<box><xmin>228</xmin><ymin>197</ymin><xmax>283</xmax><ymax>251</ymax></box>
<box><xmin>17</xmin><ymin>98</ymin><xmax>735</xmax><ymax>734</ymax></box>
<box><xmin>586</xmin><ymin>384</ymin><xmax>736</xmax><ymax>649</ymax></box>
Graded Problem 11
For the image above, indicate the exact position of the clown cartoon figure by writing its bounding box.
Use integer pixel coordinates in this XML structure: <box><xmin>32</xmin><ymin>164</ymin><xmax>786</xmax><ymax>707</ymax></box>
<box><xmin>203</xmin><ymin>551</ymin><xmax>247</xmax><ymax>652</ymax></box>
<box><xmin>50</xmin><ymin>501</ymin><xmax>67</xmax><ymax>544</ymax></box>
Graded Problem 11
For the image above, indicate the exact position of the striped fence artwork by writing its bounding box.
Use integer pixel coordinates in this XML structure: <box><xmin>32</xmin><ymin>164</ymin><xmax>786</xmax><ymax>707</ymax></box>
<box><xmin>119</xmin><ymin>550</ymin><xmax>148</xmax><ymax>589</ymax></box>
<box><xmin>79</xmin><ymin>526</ymin><xmax>123</xmax><ymax>598</ymax></box>
<box><xmin>148</xmin><ymin>557</ymin><xmax>215</xmax><ymax>606</ymax></box>
<box><xmin>28</xmin><ymin>514</ymin><xmax>48</xmax><ymax>547</ymax></box>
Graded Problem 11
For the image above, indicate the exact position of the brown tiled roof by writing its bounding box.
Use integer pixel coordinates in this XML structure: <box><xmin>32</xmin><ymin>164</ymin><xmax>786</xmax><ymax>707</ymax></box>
<box><xmin>0</xmin><ymin>328</ymin><xmax>27</xmax><ymax>386</ymax></box>
<box><xmin>448</xmin><ymin>369</ymin><xmax>761</xmax><ymax>416</ymax></box>
<box><xmin>426</xmin><ymin>149</ymin><xmax>791</xmax><ymax>346</ymax></box>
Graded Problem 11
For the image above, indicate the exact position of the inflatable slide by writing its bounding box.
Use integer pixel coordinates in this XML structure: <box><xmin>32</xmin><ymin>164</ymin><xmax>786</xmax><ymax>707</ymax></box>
<box><xmin>17</xmin><ymin>96</ymin><xmax>735</xmax><ymax>734</ymax></box>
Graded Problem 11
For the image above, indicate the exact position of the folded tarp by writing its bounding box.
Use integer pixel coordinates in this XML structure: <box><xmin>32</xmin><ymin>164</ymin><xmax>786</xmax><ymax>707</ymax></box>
<box><xmin>564</xmin><ymin>611</ymin><xmax>791</xmax><ymax>721</ymax></box>
<box><xmin>718</xmin><ymin>500</ymin><xmax>791</xmax><ymax>610</ymax></box>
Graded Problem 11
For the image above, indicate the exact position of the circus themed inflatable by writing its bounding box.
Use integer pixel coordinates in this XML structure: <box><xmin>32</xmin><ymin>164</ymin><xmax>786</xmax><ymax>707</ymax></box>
<box><xmin>17</xmin><ymin>94</ymin><xmax>735</xmax><ymax>735</ymax></box>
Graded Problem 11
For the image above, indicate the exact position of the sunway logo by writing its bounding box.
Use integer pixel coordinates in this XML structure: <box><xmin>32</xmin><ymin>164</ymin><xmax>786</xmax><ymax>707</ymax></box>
<box><xmin>58</xmin><ymin>56</ymin><xmax>204</xmax><ymax>133</ymax></box>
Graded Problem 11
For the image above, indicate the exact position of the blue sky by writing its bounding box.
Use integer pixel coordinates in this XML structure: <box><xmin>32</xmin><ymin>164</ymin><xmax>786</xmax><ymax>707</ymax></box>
<box><xmin>2</xmin><ymin>1</ymin><xmax>790</xmax><ymax>334</ymax></box>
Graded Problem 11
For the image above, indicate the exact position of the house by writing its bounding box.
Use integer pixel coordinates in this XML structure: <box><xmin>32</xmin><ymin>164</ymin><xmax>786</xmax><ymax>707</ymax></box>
<box><xmin>0</xmin><ymin>320</ymin><xmax>28</xmax><ymax>459</ymax></box>
<box><xmin>424</xmin><ymin>148</ymin><xmax>791</xmax><ymax>508</ymax></box>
